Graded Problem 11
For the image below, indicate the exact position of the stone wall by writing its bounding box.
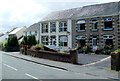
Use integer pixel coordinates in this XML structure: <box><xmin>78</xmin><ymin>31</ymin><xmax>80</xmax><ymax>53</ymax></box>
<box><xmin>26</xmin><ymin>49</ymin><xmax>77</xmax><ymax>64</ymax></box>
<box><xmin>111</xmin><ymin>52</ymin><xmax>120</xmax><ymax>71</ymax></box>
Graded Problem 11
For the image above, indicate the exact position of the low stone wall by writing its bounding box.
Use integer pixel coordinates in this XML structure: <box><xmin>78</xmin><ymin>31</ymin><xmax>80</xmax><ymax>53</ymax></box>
<box><xmin>26</xmin><ymin>49</ymin><xmax>77</xmax><ymax>64</ymax></box>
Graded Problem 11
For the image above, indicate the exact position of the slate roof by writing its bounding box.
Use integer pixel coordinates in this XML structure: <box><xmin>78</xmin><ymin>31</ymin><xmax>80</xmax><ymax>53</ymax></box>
<box><xmin>24</xmin><ymin>23</ymin><xmax>40</xmax><ymax>32</ymax></box>
<box><xmin>40</xmin><ymin>1</ymin><xmax>119</xmax><ymax>22</ymax></box>
<box><xmin>9</xmin><ymin>27</ymin><xmax>25</xmax><ymax>34</ymax></box>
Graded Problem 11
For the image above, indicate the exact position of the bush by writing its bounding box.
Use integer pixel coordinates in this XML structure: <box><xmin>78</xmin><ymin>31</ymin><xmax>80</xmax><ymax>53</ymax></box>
<box><xmin>114</xmin><ymin>49</ymin><xmax>120</xmax><ymax>53</ymax></box>
<box><xmin>3</xmin><ymin>36</ymin><xmax>19</xmax><ymax>52</ymax></box>
<box><xmin>31</xmin><ymin>44</ymin><xmax>44</xmax><ymax>50</ymax></box>
<box><xmin>95</xmin><ymin>45</ymin><xmax>114</xmax><ymax>55</ymax></box>
<box><xmin>21</xmin><ymin>35</ymin><xmax>37</xmax><ymax>46</ymax></box>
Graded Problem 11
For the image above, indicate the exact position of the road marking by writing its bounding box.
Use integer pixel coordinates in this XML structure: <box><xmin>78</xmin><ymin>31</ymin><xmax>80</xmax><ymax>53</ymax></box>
<box><xmin>25</xmin><ymin>73</ymin><xmax>38</xmax><ymax>79</ymax></box>
<box><xmin>3</xmin><ymin>63</ymin><xmax>18</xmax><ymax>71</ymax></box>
<box><xmin>82</xmin><ymin>56</ymin><xmax>111</xmax><ymax>66</ymax></box>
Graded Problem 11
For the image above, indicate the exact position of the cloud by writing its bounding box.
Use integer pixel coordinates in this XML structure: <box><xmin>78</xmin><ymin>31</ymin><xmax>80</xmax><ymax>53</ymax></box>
<box><xmin>0</xmin><ymin>0</ymin><xmax>119</xmax><ymax>33</ymax></box>
<box><xmin>0</xmin><ymin>0</ymin><xmax>48</xmax><ymax>33</ymax></box>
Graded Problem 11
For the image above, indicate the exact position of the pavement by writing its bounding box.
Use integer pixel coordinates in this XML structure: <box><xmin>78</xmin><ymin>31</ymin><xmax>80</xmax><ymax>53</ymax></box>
<box><xmin>0</xmin><ymin>51</ymin><xmax>119</xmax><ymax>80</ymax></box>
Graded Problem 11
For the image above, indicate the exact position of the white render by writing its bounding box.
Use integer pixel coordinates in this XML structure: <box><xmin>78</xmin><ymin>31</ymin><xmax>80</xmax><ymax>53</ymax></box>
<box><xmin>39</xmin><ymin>19</ymin><xmax>73</xmax><ymax>49</ymax></box>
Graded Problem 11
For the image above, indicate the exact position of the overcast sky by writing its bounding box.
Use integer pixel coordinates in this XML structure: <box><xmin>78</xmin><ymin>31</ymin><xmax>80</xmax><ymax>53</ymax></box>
<box><xmin>0</xmin><ymin>0</ymin><xmax>119</xmax><ymax>34</ymax></box>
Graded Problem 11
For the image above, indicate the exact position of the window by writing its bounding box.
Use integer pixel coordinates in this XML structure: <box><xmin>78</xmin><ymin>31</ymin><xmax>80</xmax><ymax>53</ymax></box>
<box><xmin>91</xmin><ymin>20</ymin><xmax>98</xmax><ymax>31</ymax></box>
<box><xmin>105</xmin><ymin>39</ymin><xmax>113</xmax><ymax>45</ymax></box>
<box><xmin>76</xmin><ymin>20</ymin><xmax>85</xmax><ymax>31</ymax></box>
<box><xmin>29</xmin><ymin>32</ymin><xmax>31</xmax><ymax>35</ymax></box>
<box><xmin>50</xmin><ymin>22</ymin><xmax>56</xmax><ymax>33</ymax></box>
<box><xmin>59</xmin><ymin>36</ymin><xmax>68</xmax><ymax>46</ymax></box>
<box><xmin>35</xmin><ymin>31</ymin><xmax>37</xmax><ymax>36</ymax></box>
<box><xmin>103</xmin><ymin>35</ymin><xmax>113</xmax><ymax>45</ymax></box>
<box><xmin>103</xmin><ymin>18</ymin><xmax>113</xmax><ymax>30</ymax></box>
<box><xmin>59</xmin><ymin>21</ymin><xmax>67</xmax><ymax>32</ymax></box>
<box><xmin>50</xmin><ymin>36</ymin><xmax>56</xmax><ymax>46</ymax></box>
<box><xmin>92</xmin><ymin>38</ymin><xmax>97</xmax><ymax>46</ymax></box>
<box><xmin>41</xmin><ymin>36</ymin><xmax>49</xmax><ymax>45</ymax></box>
<box><xmin>76</xmin><ymin>35</ymin><xmax>86</xmax><ymax>47</ymax></box>
<box><xmin>42</xmin><ymin>23</ymin><xmax>48</xmax><ymax>33</ymax></box>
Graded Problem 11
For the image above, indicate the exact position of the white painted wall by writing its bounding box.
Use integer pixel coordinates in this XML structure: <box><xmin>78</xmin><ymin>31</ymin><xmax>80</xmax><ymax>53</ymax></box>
<box><xmin>39</xmin><ymin>19</ymin><xmax>73</xmax><ymax>49</ymax></box>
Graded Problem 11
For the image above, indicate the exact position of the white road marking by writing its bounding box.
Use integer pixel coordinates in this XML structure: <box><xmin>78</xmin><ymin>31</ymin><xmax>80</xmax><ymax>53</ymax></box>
<box><xmin>82</xmin><ymin>56</ymin><xmax>111</xmax><ymax>66</ymax></box>
<box><xmin>3</xmin><ymin>63</ymin><xmax>18</xmax><ymax>71</ymax></box>
<box><xmin>25</xmin><ymin>73</ymin><xmax>38</xmax><ymax>79</ymax></box>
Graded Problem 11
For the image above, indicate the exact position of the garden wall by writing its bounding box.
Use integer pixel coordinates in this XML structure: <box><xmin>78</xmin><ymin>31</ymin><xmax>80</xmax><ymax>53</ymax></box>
<box><xmin>111</xmin><ymin>52</ymin><xmax>120</xmax><ymax>71</ymax></box>
<box><xmin>26</xmin><ymin>49</ymin><xmax>77</xmax><ymax>64</ymax></box>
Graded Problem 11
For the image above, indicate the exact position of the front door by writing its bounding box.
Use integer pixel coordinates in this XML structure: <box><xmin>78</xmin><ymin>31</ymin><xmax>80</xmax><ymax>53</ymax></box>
<box><xmin>92</xmin><ymin>38</ymin><xmax>97</xmax><ymax>51</ymax></box>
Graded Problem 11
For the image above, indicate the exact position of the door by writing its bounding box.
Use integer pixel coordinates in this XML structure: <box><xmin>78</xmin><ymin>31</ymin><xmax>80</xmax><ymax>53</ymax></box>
<box><xmin>92</xmin><ymin>38</ymin><xmax>97</xmax><ymax>51</ymax></box>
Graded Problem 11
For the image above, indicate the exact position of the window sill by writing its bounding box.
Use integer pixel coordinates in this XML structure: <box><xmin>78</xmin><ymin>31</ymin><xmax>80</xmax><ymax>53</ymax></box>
<box><xmin>76</xmin><ymin>30</ymin><xmax>85</xmax><ymax>32</ymax></box>
<box><xmin>90</xmin><ymin>29</ymin><xmax>98</xmax><ymax>32</ymax></box>
<box><xmin>102</xmin><ymin>28</ymin><xmax>114</xmax><ymax>31</ymax></box>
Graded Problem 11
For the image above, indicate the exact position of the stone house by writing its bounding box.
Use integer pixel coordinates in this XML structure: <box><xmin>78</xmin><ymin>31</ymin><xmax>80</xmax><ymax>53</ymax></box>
<box><xmin>39</xmin><ymin>1</ymin><xmax>120</xmax><ymax>50</ymax></box>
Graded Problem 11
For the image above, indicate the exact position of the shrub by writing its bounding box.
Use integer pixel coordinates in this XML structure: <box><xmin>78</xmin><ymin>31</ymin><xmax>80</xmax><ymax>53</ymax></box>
<box><xmin>114</xmin><ymin>49</ymin><xmax>120</xmax><ymax>53</ymax></box>
<box><xmin>95</xmin><ymin>45</ymin><xmax>114</xmax><ymax>55</ymax></box>
<box><xmin>21</xmin><ymin>35</ymin><xmax>37</xmax><ymax>46</ymax></box>
<box><xmin>3</xmin><ymin>36</ymin><xmax>19</xmax><ymax>52</ymax></box>
<box><xmin>31</xmin><ymin>44</ymin><xmax>44</xmax><ymax>50</ymax></box>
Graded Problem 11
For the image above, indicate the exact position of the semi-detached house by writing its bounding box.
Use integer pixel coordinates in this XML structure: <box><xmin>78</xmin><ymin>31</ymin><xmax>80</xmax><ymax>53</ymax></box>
<box><xmin>39</xmin><ymin>2</ymin><xmax>120</xmax><ymax>50</ymax></box>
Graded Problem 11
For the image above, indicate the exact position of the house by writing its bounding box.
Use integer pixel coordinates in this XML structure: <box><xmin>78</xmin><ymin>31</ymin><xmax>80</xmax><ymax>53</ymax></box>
<box><xmin>39</xmin><ymin>1</ymin><xmax>120</xmax><ymax>51</ymax></box>
<box><xmin>0</xmin><ymin>27</ymin><xmax>27</xmax><ymax>42</ymax></box>
<box><xmin>24</xmin><ymin>23</ymin><xmax>40</xmax><ymax>42</ymax></box>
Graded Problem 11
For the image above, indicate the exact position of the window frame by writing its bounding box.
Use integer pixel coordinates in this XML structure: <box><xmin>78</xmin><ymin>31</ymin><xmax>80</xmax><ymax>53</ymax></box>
<box><xmin>59</xmin><ymin>36</ymin><xmax>68</xmax><ymax>47</ymax></box>
<box><xmin>42</xmin><ymin>23</ymin><xmax>48</xmax><ymax>33</ymax></box>
<box><xmin>91</xmin><ymin>20</ymin><xmax>98</xmax><ymax>31</ymax></box>
<box><xmin>103</xmin><ymin>18</ymin><xmax>113</xmax><ymax>31</ymax></box>
<box><xmin>76</xmin><ymin>20</ymin><xmax>86</xmax><ymax>32</ymax></box>
<box><xmin>59</xmin><ymin>21</ymin><xmax>67</xmax><ymax>32</ymax></box>
<box><xmin>50</xmin><ymin>36</ymin><xmax>56</xmax><ymax>46</ymax></box>
<box><xmin>50</xmin><ymin>22</ymin><xmax>56</xmax><ymax>33</ymax></box>
<box><xmin>41</xmin><ymin>36</ymin><xmax>49</xmax><ymax>45</ymax></box>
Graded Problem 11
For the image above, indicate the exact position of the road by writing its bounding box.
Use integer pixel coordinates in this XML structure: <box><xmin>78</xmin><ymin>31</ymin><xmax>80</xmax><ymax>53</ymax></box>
<box><xmin>1</xmin><ymin>52</ymin><xmax>110</xmax><ymax>79</ymax></box>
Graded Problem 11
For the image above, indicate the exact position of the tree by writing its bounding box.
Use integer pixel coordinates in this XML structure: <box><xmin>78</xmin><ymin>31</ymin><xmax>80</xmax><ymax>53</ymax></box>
<box><xmin>21</xmin><ymin>35</ymin><xmax>37</xmax><ymax>46</ymax></box>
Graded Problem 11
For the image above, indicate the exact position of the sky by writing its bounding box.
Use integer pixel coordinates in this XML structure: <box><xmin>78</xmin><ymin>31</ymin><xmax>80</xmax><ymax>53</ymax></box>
<box><xmin>0</xmin><ymin>0</ymin><xmax>119</xmax><ymax>34</ymax></box>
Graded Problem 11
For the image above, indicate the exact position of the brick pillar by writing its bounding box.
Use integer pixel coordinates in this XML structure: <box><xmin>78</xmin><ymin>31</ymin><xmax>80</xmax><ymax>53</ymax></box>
<box><xmin>111</xmin><ymin>52</ymin><xmax>120</xmax><ymax>71</ymax></box>
<box><xmin>70</xmin><ymin>49</ymin><xmax>77</xmax><ymax>64</ymax></box>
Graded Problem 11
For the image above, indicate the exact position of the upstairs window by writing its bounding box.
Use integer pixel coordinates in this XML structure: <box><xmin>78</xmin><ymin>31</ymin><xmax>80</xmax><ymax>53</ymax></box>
<box><xmin>59</xmin><ymin>21</ymin><xmax>67</xmax><ymax>32</ymax></box>
<box><xmin>50</xmin><ymin>22</ymin><xmax>56</xmax><ymax>33</ymax></box>
<box><xmin>42</xmin><ymin>23</ymin><xmax>48</xmax><ymax>33</ymax></box>
<box><xmin>91</xmin><ymin>20</ymin><xmax>98</xmax><ymax>31</ymax></box>
<box><xmin>103</xmin><ymin>18</ymin><xmax>113</xmax><ymax>30</ymax></box>
<box><xmin>76</xmin><ymin>20</ymin><xmax>85</xmax><ymax>32</ymax></box>
<box><xmin>35</xmin><ymin>31</ymin><xmax>37</xmax><ymax>36</ymax></box>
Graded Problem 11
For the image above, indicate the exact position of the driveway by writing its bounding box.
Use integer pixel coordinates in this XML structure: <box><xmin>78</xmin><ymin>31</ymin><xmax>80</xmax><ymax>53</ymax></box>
<box><xmin>77</xmin><ymin>54</ymin><xmax>111</xmax><ymax>69</ymax></box>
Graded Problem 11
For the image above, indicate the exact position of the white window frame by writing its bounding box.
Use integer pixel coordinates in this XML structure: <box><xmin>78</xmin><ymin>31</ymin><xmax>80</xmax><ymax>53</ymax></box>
<box><xmin>76</xmin><ymin>20</ymin><xmax>85</xmax><ymax>31</ymax></box>
<box><xmin>92</xmin><ymin>38</ymin><xmax>97</xmax><ymax>46</ymax></box>
<box><xmin>59</xmin><ymin>21</ymin><xmax>67</xmax><ymax>32</ymax></box>
<box><xmin>41</xmin><ymin>36</ymin><xmax>49</xmax><ymax>45</ymax></box>
<box><xmin>59</xmin><ymin>36</ymin><xmax>68</xmax><ymax>47</ymax></box>
<box><xmin>50</xmin><ymin>36</ymin><xmax>56</xmax><ymax>46</ymax></box>
<box><xmin>103</xmin><ymin>35</ymin><xmax>113</xmax><ymax>39</ymax></box>
<box><xmin>92</xmin><ymin>20</ymin><xmax>98</xmax><ymax>30</ymax></box>
<box><xmin>76</xmin><ymin>36</ymin><xmax>86</xmax><ymax>40</ymax></box>
<box><xmin>42</xmin><ymin>23</ymin><xmax>48</xmax><ymax>33</ymax></box>
<box><xmin>50</xmin><ymin>22</ymin><xmax>56</xmax><ymax>33</ymax></box>
<box><xmin>103</xmin><ymin>18</ymin><xmax>113</xmax><ymax>30</ymax></box>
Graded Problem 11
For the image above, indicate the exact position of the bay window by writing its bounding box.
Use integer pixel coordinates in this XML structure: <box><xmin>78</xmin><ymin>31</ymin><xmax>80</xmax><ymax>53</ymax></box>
<box><xmin>59</xmin><ymin>36</ymin><xmax>68</xmax><ymax>46</ymax></box>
